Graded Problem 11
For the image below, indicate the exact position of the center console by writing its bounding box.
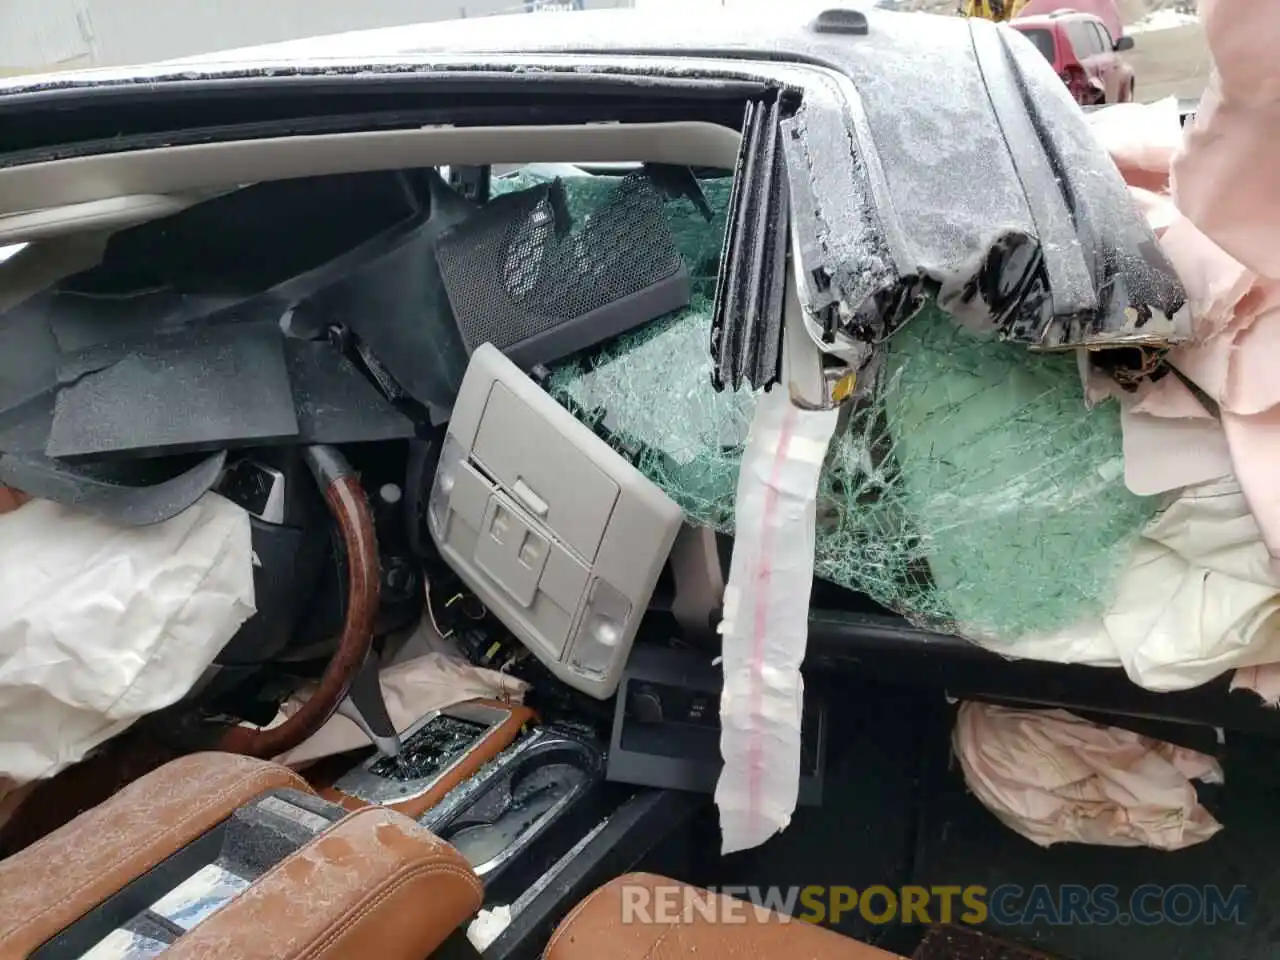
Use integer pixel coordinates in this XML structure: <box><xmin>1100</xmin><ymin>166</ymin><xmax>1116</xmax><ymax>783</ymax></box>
<box><xmin>321</xmin><ymin>698</ymin><xmax>535</xmax><ymax>819</ymax></box>
<box><xmin>316</xmin><ymin>699</ymin><xmax>616</xmax><ymax>911</ymax></box>
<box><xmin>38</xmin><ymin>789</ymin><xmax>349</xmax><ymax>960</ymax></box>
<box><xmin>420</xmin><ymin>724</ymin><xmax>606</xmax><ymax>905</ymax></box>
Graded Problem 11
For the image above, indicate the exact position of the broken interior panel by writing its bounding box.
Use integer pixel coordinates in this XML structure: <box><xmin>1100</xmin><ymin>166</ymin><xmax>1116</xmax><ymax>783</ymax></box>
<box><xmin>0</xmin><ymin>9</ymin><xmax>1267</xmax><ymax>956</ymax></box>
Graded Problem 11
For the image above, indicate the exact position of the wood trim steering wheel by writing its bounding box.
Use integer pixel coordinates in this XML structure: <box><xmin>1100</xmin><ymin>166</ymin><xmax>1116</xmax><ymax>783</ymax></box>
<box><xmin>217</xmin><ymin>445</ymin><xmax>381</xmax><ymax>759</ymax></box>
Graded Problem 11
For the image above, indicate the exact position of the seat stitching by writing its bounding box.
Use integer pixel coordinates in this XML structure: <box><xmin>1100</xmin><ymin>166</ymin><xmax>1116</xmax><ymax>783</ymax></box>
<box><xmin>295</xmin><ymin>862</ymin><xmax>482</xmax><ymax>960</ymax></box>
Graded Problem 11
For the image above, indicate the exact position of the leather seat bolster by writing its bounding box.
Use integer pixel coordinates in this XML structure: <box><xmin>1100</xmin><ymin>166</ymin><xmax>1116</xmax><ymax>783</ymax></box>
<box><xmin>544</xmin><ymin>873</ymin><xmax>904</xmax><ymax>960</ymax></box>
<box><xmin>165</xmin><ymin>807</ymin><xmax>483</xmax><ymax>960</ymax></box>
<box><xmin>0</xmin><ymin>753</ymin><xmax>308</xmax><ymax>960</ymax></box>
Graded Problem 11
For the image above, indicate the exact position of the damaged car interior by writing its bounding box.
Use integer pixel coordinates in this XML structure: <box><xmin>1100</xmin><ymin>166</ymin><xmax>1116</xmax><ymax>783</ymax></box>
<box><xmin>0</xmin><ymin>6</ymin><xmax>1275</xmax><ymax>960</ymax></box>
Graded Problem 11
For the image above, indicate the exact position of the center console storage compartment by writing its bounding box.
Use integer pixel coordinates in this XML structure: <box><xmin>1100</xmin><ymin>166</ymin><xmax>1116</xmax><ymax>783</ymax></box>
<box><xmin>418</xmin><ymin>724</ymin><xmax>606</xmax><ymax>904</ymax></box>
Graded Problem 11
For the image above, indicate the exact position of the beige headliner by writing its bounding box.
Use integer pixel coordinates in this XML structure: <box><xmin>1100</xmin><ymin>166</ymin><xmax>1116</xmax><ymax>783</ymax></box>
<box><xmin>0</xmin><ymin>119</ymin><xmax>744</xmax><ymax>333</ymax></box>
<box><xmin>0</xmin><ymin>121</ymin><xmax>742</xmax><ymax>221</ymax></box>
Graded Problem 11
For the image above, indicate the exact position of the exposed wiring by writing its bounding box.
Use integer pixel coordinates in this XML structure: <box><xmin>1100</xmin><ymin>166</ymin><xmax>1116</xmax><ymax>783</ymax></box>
<box><xmin>445</xmin><ymin>591</ymin><xmax>487</xmax><ymax>620</ymax></box>
<box><xmin>422</xmin><ymin>572</ymin><xmax>453</xmax><ymax>640</ymax></box>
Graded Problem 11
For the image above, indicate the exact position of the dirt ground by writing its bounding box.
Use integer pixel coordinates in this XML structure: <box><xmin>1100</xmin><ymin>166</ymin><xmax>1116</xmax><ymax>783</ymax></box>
<box><xmin>1125</xmin><ymin>23</ymin><xmax>1212</xmax><ymax>102</ymax></box>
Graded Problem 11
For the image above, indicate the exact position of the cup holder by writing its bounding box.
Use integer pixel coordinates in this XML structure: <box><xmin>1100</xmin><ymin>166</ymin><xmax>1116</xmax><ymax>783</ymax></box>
<box><xmin>420</xmin><ymin>725</ymin><xmax>605</xmax><ymax>896</ymax></box>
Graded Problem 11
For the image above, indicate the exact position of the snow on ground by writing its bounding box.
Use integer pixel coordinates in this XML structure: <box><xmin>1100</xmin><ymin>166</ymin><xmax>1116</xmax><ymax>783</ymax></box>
<box><xmin>1129</xmin><ymin>9</ymin><xmax>1200</xmax><ymax>33</ymax></box>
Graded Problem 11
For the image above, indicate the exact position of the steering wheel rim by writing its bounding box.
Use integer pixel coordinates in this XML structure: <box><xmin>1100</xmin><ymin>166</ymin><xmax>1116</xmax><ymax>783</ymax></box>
<box><xmin>217</xmin><ymin>445</ymin><xmax>381</xmax><ymax>759</ymax></box>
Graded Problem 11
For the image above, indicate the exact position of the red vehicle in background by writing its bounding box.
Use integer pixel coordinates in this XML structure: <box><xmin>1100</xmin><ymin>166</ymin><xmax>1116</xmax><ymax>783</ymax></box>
<box><xmin>1011</xmin><ymin>10</ymin><xmax>1136</xmax><ymax>105</ymax></box>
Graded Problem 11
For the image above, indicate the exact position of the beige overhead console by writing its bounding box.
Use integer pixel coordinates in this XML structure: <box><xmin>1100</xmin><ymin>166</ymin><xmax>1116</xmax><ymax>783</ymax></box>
<box><xmin>429</xmin><ymin>344</ymin><xmax>682</xmax><ymax>700</ymax></box>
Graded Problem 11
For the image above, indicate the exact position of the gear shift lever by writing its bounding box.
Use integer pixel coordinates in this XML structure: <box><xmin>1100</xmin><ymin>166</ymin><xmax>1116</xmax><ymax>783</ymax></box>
<box><xmin>336</xmin><ymin>654</ymin><xmax>403</xmax><ymax>761</ymax></box>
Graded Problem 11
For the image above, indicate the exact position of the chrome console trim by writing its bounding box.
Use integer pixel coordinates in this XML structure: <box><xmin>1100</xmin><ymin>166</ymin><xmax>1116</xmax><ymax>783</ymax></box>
<box><xmin>331</xmin><ymin>700</ymin><xmax>513</xmax><ymax>806</ymax></box>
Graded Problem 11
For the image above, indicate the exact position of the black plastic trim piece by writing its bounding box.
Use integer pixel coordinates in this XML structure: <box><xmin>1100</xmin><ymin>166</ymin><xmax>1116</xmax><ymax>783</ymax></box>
<box><xmin>0</xmin><ymin>449</ymin><xmax>226</xmax><ymax>526</ymax></box>
<box><xmin>710</xmin><ymin>95</ymin><xmax>788</xmax><ymax>392</ymax></box>
<box><xmin>484</xmin><ymin>788</ymin><xmax>707</xmax><ymax>960</ymax></box>
<box><xmin>805</xmin><ymin>609</ymin><xmax>1280</xmax><ymax>737</ymax></box>
<box><xmin>811</xmin><ymin>8</ymin><xmax>870</xmax><ymax>36</ymax></box>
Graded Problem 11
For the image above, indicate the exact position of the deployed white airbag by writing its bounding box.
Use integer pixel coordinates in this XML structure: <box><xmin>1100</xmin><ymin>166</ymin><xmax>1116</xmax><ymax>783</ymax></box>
<box><xmin>980</xmin><ymin>477</ymin><xmax>1280</xmax><ymax>691</ymax></box>
<box><xmin>716</xmin><ymin>387</ymin><xmax>838</xmax><ymax>854</ymax></box>
<box><xmin>0</xmin><ymin>493</ymin><xmax>255</xmax><ymax>785</ymax></box>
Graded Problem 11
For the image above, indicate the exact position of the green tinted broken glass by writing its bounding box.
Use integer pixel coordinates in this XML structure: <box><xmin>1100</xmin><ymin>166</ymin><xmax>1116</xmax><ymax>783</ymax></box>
<box><xmin>533</xmin><ymin>170</ymin><xmax>1157</xmax><ymax>641</ymax></box>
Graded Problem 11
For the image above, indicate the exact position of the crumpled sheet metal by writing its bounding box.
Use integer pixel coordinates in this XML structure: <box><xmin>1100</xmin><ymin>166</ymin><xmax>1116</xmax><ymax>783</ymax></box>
<box><xmin>783</xmin><ymin>15</ymin><xmax>1189</xmax><ymax>362</ymax></box>
<box><xmin>0</xmin><ymin>492</ymin><xmax>255</xmax><ymax>785</ymax></box>
<box><xmin>954</xmin><ymin>702</ymin><xmax>1224</xmax><ymax>851</ymax></box>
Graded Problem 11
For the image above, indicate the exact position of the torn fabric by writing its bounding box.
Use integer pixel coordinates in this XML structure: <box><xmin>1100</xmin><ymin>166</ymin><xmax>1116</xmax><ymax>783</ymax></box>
<box><xmin>269</xmin><ymin>650</ymin><xmax>528</xmax><ymax>767</ymax></box>
<box><xmin>1118</xmin><ymin>376</ymin><xmax>1233</xmax><ymax>498</ymax></box>
<box><xmin>0</xmin><ymin>493</ymin><xmax>254</xmax><ymax>785</ymax></box>
<box><xmin>1095</xmin><ymin>94</ymin><xmax>1280</xmax><ymax>562</ymax></box>
<box><xmin>716</xmin><ymin>387</ymin><xmax>837</xmax><ymax>854</ymax></box>
<box><xmin>954</xmin><ymin>702</ymin><xmax>1223</xmax><ymax>851</ymax></box>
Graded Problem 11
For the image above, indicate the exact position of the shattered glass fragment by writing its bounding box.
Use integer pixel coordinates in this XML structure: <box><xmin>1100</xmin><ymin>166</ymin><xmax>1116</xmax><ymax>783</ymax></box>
<box><xmin>816</xmin><ymin>305</ymin><xmax>1158</xmax><ymax>639</ymax></box>
<box><xmin>542</xmin><ymin>168</ymin><xmax>1155</xmax><ymax>643</ymax></box>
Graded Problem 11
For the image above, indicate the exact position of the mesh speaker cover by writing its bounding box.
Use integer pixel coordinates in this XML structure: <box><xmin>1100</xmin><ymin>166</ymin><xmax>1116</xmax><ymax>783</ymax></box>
<box><xmin>434</xmin><ymin>174</ymin><xmax>690</xmax><ymax>368</ymax></box>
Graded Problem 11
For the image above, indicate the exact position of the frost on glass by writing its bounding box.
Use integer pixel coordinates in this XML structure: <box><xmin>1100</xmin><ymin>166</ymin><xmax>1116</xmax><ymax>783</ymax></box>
<box><xmin>531</xmin><ymin>169</ymin><xmax>1156</xmax><ymax>642</ymax></box>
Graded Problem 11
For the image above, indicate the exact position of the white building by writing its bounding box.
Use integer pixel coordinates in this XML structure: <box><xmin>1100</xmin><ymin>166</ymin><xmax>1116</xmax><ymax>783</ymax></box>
<box><xmin>0</xmin><ymin>0</ymin><xmax>633</xmax><ymax>72</ymax></box>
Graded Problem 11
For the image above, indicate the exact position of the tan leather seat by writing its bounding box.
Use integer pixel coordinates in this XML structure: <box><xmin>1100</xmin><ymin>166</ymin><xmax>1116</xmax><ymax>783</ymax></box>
<box><xmin>163</xmin><ymin>806</ymin><xmax>482</xmax><ymax>960</ymax></box>
<box><xmin>0</xmin><ymin>752</ymin><xmax>482</xmax><ymax>960</ymax></box>
<box><xmin>544</xmin><ymin>873</ymin><xmax>905</xmax><ymax>960</ymax></box>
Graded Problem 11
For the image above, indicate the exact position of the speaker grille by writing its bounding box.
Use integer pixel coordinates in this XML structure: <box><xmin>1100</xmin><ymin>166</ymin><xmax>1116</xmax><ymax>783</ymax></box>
<box><xmin>435</xmin><ymin>174</ymin><xmax>687</xmax><ymax>364</ymax></box>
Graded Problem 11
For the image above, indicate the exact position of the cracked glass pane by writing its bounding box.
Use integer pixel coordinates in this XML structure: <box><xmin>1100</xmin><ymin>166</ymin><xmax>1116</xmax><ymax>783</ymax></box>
<box><xmin>531</xmin><ymin>168</ymin><xmax>1156</xmax><ymax>641</ymax></box>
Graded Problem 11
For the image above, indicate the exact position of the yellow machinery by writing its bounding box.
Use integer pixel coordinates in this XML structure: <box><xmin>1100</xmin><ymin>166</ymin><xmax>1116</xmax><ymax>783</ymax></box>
<box><xmin>962</xmin><ymin>0</ymin><xmax>1031</xmax><ymax>20</ymax></box>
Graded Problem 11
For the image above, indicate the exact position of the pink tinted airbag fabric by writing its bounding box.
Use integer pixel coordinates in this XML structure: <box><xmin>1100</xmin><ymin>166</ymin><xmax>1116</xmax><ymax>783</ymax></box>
<box><xmin>1093</xmin><ymin>85</ymin><xmax>1280</xmax><ymax>559</ymax></box>
<box><xmin>1232</xmin><ymin>662</ymin><xmax>1280</xmax><ymax>705</ymax></box>
<box><xmin>1120</xmin><ymin>378</ymin><xmax>1233</xmax><ymax>497</ymax></box>
<box><xmin>1172</xmin><ymin>0</ymin><xmax>1280</xmax><ymax>280</ymax></box>
<box><xmin>954</xmin><ymin>702</ymin><xmax>1223</xmax><ymax>850</ymax></box>
<box><xmin>1089</xmin><ymin>97</ymin><xmax>1183</xmax><ymax>194</ymax></box>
